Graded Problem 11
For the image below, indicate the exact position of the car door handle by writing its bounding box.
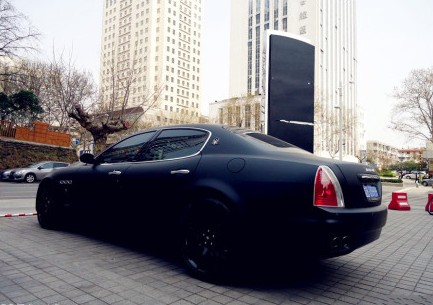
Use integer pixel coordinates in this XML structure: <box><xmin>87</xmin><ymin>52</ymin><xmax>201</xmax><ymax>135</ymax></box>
<box><xmin>170</xmin><ymin>169</ymin><xmax>190</xmax><ymax>175</ymax></box>
<box><xmin>108</xmin><ymin>170</ymin><xmax>122</xmax><ymax>175</ymax></box>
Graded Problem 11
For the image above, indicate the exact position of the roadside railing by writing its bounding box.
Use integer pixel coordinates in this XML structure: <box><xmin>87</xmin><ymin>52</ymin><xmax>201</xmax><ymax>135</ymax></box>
<box><xmin>0</xmin><ymin>120</ymin><xmax>16</xmax><ymax>138</ymax></box>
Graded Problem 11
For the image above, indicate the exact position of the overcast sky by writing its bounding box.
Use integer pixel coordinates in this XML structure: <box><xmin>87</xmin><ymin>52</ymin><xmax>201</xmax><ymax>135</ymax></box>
<box><xmin>11</xmin><ymin>0</ymin><xmax>433</xmax><ymax>148</ymax></box>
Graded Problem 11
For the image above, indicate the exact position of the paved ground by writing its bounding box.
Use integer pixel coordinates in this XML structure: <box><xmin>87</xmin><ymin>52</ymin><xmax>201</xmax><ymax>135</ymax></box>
<box><xmin>1</xmin><ymin>183</ymin><xmax>433</xmax><ymax>305</ymax></box>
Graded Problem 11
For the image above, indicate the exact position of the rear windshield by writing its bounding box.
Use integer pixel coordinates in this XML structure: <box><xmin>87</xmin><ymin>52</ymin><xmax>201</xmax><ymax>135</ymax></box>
<box><xmin>245</xmin><ymin>132</ymin><xmax>296</xmax><ymax>148</ymax></box>
<box><xmin>224</xmin><ymin>126</ymin><xmax>299</xmax><ymax>148</ymax></box>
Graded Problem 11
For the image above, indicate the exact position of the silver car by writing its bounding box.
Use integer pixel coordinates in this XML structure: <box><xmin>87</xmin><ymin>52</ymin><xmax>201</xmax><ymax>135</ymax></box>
<box><xmin>421</xmin><ymin>177</ymin><xmax>433</xmax><ymax>187</ymax></box>
<box><xmin>2</xmin><ymin>161</ymin><xmax>69</xmax><ymax>183</ymax></box>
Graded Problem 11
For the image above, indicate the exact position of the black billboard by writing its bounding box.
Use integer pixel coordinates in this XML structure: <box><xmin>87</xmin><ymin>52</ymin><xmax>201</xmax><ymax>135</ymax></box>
<box><xmin>263</xmin><ymin>31</ymin><xmax>315</xmax><ymax>152</ymax></box>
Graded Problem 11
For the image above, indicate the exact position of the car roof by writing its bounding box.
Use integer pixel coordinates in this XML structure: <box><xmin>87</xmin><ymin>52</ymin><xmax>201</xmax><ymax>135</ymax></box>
<box><xmin>125</xmin><ymin>123</ymin><xmax>308</xmax><ymax>155</ymax></box>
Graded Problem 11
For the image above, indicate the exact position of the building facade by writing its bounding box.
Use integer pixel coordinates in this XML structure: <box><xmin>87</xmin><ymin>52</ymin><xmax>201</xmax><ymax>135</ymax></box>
<box><xmin>366</xmin><ymin>140</ymin><xmax>427</xmax><ymax>169</ymax></box>
<box><xmin>209</xmin><ymin>95</ymin><xmax>262</xmax><ymax>130</ymax></box>
<box><xmin>366</xmin><ymin>140</ymin><xmax>400</xmax><ymax>169</ymax></box>
<box><xmin>217</xmin><ymin>0</ymin><xmax>358</xmax><ymax>160</ymax></box>
<box><xmin>100</xmin><ymin>0</ymin><xmax>203</xmax><ymax>126</ymax></box>
<box><xmin>398</xmin><ymin>148</ymin><xmax>425</xmax><ymax>163</ymax></box>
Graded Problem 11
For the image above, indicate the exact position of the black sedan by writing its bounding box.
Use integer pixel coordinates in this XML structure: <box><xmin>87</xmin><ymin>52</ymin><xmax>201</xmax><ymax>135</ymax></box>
<box><xmin>36</xmin><ymin>124</ymin><xmax>387</xmax><ymax>279</ymax></box>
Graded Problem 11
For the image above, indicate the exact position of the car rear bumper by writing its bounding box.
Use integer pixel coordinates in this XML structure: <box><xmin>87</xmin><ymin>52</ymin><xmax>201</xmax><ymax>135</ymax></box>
<box><xmin>286</xmin><ymin>204</ymin><xmax>388</xmax><ymax>257</ymax></box>
<box><xmin>244</xmin><ymin>204</ymin><xmax>388</xmax><ymax>259</ymax></box>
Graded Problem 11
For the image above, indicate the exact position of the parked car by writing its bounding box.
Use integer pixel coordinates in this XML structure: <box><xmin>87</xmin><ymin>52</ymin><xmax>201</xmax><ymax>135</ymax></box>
<box><xmin>403</xmin><ymin>171</ymin><xmax>426</xmax><ymax>179</ymax></box>
<box><xmin>421</xmin><ymin>177</ymin><xmax>433</xmax><ymax>186</ymax></box>
<box><xmin>35</xmin><ymin>124</ymin><xmax>388</xmax><ymax>279</ymax></box>
<box><xmin>2</xmin><ymin>161</ymin><xmax>70</xmax><ymax>183</ymax></box>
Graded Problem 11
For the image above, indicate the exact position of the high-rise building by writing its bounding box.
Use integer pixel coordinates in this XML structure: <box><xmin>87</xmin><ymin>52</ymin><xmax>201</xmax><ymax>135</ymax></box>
<box><xmin>100</xmin><ymin>0</ymin><xmax>203</xmax><ymax>126</ymax></box>
<box><xmin>227</xmin><ymin>0</ymin><xmax>358</xmax><ymax>161</ymax></box>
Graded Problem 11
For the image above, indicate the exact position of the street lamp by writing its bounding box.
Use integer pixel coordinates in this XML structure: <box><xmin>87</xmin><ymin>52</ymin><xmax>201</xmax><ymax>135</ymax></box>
<box><xmin>335</xmin><ymin>81</ymin><xmax>354</xmax><ymax>161</ymax></box>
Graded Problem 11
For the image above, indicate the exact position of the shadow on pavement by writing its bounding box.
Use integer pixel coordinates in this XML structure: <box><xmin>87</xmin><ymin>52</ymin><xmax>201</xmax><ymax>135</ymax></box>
<box><xmin>50</xmin><ymin>220</ymin><xmax>334</xmax><ymax>289</ymax></box>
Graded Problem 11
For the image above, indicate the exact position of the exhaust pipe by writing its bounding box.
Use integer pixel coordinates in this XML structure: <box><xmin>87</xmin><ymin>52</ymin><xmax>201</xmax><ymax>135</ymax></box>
<box><xmin>330</xmin><ymin>235</ymin><xmax>351</xmax><ymax>250</ymax></box>
<box><xmin>342</xmin><ymin>236</ymin><xmax>351</xmax><ymax>250</ymax></box>
<box><xmin>330</xmin><ymin>237</ymin><xmax>341</xmax><ymax>249</ymax></box>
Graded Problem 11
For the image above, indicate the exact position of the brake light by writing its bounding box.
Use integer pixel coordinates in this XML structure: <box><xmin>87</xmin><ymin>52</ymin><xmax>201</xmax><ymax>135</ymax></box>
<box><xmin>314</xmin><ymin>166</ymin><xmax>345</xmax><ymax>208</ymax></box>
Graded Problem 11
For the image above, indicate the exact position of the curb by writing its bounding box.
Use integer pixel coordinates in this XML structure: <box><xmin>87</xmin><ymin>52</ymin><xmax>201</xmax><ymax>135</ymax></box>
<box><xmin>1</xmin><ymin>212</ymin><xmax>37</xmax><ymax>217</ymax></box>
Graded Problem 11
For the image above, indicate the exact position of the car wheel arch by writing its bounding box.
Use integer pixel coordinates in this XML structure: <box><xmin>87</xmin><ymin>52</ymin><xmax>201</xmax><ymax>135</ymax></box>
<box><xmin>183</xmin><ymin>184</ymin><xmax>245</xmax><ymax>221</ymax></box>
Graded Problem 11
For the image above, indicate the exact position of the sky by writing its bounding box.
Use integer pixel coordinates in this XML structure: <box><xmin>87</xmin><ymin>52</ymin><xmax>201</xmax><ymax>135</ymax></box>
<box><xmin>10</xmin><ymin>0</ymin><xmax>433</xmax><ymax>149</ymax></box>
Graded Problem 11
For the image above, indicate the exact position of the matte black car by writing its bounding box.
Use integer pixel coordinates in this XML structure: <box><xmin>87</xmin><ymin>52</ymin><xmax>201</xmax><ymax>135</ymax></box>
<box><xmin>36</xmin><ymin>124</ymin><xmax>387</xmax><ymax>278</ymax></box>
<box><xmin>2</xmin><ymin>161</ymin><xmax>70</xmax><ymax>183</ymax></box>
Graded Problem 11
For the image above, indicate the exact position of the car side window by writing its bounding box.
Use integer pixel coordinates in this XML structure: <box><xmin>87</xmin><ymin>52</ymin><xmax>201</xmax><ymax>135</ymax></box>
<box><xmin>98</xmin><ymin>131</ymin><xmax>156</xmax><ymax>163</ymax></box>
<box><xmin>54</xmin><ymin>163</ymin><xmax>68</xmax><ymax>168</ymax></box>
<box><xmin>40</xmin><ymin>163</ymin><xmax>54</xmax><ymax>169</ymax></box>
<box><xmin>139</xmin><ymin>129</ymin><xmax>209</xmax><ymax>161</ymax></box>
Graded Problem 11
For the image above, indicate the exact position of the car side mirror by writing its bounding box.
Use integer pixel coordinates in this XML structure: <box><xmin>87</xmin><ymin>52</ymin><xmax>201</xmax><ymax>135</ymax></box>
<box><xmin>80</xmin><ymin>153</ymin><xmax>96</xmax><ymax>164</ymax></box>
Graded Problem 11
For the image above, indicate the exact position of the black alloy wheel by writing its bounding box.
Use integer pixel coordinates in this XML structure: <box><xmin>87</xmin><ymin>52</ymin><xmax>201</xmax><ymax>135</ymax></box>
<box><xmin>181</xmin><ymin>200</ymin><xmax>234</xmax><ymax>280</ymax></box>
<box><xmin>35</xmin><ymin>182</ymin><xmax>61</xmax><ymax>229</ymax></box>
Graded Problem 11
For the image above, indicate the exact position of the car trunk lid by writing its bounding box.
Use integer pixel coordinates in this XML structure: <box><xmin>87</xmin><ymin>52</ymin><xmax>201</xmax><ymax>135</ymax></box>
<box><xmin>333</xmin><ymin>163</ymin><xmax>382</xmax><ymax>208</ymax></box>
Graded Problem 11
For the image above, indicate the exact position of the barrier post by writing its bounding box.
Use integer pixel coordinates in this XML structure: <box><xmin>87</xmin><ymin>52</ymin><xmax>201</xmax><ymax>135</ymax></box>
<box><xmin>388</xmin><ymin>192</ymin><xmax>411</xmax><ymax>211</ymax></box>
<box><xmin>425</xmin><ymin>193</ymin><xmax>433</xmax><ymax>212</ymax></box>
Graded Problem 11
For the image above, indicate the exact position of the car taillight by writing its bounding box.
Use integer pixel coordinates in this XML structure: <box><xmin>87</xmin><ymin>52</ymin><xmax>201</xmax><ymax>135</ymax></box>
<box><xmin>314</xmin><ymin>166</ymin><xmax>345</xmax><ymax>208</ymax></box>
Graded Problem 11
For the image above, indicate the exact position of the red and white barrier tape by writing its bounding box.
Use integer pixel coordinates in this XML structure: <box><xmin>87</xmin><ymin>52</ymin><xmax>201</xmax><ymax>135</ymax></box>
<box><xmin>1</xmin><ymin>212</ymin><xmax>37</xmax><ymax>217</ymax></box>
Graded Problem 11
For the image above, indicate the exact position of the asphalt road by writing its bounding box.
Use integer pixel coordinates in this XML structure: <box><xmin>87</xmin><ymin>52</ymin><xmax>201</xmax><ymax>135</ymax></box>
<box><xmin>0</xmin><ymin>181</ymin><xmax>39</xmax><ymax>215</ymax></box>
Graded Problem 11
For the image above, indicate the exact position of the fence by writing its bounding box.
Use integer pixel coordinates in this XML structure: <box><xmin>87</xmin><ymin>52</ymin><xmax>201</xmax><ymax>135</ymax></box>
<box><xmin>0</xmin><ymin>120</ymin><xmax>16</xmax><ymax>138</ymax></box>
<box><xmin>0</xmin><ymin>120</ymin><xmax>71</xmax><ymax>147</ymax></box>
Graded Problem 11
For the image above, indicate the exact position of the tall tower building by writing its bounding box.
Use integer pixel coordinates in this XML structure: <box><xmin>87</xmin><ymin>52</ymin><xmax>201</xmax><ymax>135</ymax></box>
<box><xmin>100</xmin><ymin>0</ymin><xmax>203</xmax><ymax>126</ymax></box>
<box><xmin>229</xmin><ymin>0</ymin><xmax>358</xmax><ymax>161</ymax></box>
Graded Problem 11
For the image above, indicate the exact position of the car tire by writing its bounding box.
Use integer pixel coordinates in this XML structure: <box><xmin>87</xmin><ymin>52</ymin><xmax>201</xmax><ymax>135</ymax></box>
<box><xmin>181</xmin><ymin>198</ymin><xmax>235</xmax><ymax>280</ymax></box>
<box><xmin>422</xmin><ymin>181</ymin><xmax>428</xmax><ymax>186</ymax></box>
<box><xmin>35</xmin><ymin>181</ymin><xmax>63</xmax><ymax>229</ymax></box>
<box><xmin>25</xmin><ymin>173</ymin><xmax>36</xmax><ymax>183</ymax></box>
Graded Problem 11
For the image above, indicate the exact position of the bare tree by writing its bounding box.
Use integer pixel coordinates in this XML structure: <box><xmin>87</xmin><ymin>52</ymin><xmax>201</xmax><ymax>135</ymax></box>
<box><xmin>1</xmin><ymin>49</ymin><xmax>164</xmax><ymax>153</ymax></box>
<box><xmin>314</xmin><ymin>98</ymin><xmax>357</xmax><ymax>159</ymax></box>
<box><xmin>0</xmin><ymin>0</ymin><xmax>39</xmax><ymax>59</ymax></box>
<box><xmin>314</xmin><ymin>100</ymin><xmax>340</xmax><ymax>158</ymax></box>
<box><xmin>72</xmin><ymin>51</ymin><xmax>165</xmax><ymax>153</ymax></box>
<box><xmin>43</xmin><ymin>53</ymin><xmax>97</xmax><ymax>130</ymax></box>
<box><xmin>100</xmin><ymin>56</ymin><xmax>163</xmax><ymax>129</ymax></box>
<box><xmin>390</xmin><ymin>66</ymin><xmax>433</xmax><ymax>144</ymax></box>
<box><xmin>0</xmin><ymin>59</ymin><xmax>49</xmax><ymax>107</ymax></box>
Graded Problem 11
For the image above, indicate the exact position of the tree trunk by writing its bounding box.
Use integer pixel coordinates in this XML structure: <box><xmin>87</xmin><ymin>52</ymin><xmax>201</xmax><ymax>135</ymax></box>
<box><xmin>93</xmin><ymin>134</ymin><xmax>108</xmax><ymax>155</ymax></box>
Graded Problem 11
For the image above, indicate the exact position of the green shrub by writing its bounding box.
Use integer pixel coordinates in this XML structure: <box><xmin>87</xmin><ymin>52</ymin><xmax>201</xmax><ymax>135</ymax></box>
<box><xmin>379</xmin><ymin>170</ymin><xmax>396</xmax><ymax>177</ymax></box>
<box><xmin>381</xmin><ymin>178</ymin><xmax>403</xmax><ymax>183</ymax></box>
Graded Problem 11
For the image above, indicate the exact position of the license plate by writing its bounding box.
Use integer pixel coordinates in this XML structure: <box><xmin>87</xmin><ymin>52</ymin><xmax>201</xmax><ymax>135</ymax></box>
<box><xmin>363</xmin><ymin>184</ymin><xmax>380</xmax><ymax>201</ymax></box>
